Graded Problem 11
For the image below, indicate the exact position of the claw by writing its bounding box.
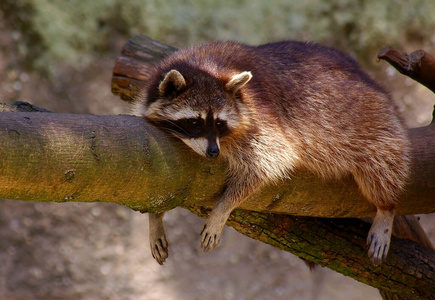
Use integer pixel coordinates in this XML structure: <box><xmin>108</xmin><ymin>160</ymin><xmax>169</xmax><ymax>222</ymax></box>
<box><xmin>199</xmin><ymin>201</ymin><xmax>233</xmax><ymax>253</ymax></box>
<box><xmin>200</xmin><ymin>221</ymin><xmax>223</xmax><ymax>252</ymax></box>
<box><xmin>366</xmin><ymin>209</ymin><xmax>394</xmax><ymax>265</ymax></box>
<box><xmin>149</xmin><ymin>213</ymin><xmax>169</xmax><ymax>265</ymax></box>
<box><xmin>151</xmin><ymin>236</ymin><xmax>169</xmax><ymax>265</ymax></box>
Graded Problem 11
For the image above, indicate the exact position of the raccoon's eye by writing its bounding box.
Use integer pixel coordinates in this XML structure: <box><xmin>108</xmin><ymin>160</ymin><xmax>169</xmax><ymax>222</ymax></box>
<box><xmin>215</xmin><ymin>119</ymin><xmax>229</xmax><ymax>137</ymax></box>
<box><xmin>215</xmin><ymin>119</ymin><xmax>227</xmax><ymax>128</ymax></box>
<box><xmin>186</xmin><ymin>118</ymin><xmax>202</xmax><ymax>134</ymax></box>
<box><xmin>189</xmin><ymin>119</ymin><xmax>200</xmax><ymax>127</ymax></box>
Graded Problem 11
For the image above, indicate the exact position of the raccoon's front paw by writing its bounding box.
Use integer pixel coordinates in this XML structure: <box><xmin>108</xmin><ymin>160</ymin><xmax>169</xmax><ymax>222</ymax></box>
<box><xmin>149</xmin><ymin>212</ymin><xmax>169</xmax><ymax>265</ymax></box>
<box><xmin>200</xmin><ymin>219</ymin><xmax>225</xmax><ymax>252</ymax></box>
<box><xmin>366</xmin><ymin>225</ymin><xmax>391</xmax><ymax>266</ymax></box>
<box><xmin>150</xmin><ymin>234</ymin><xmax>169</xmax><ymax>265</ymax></box>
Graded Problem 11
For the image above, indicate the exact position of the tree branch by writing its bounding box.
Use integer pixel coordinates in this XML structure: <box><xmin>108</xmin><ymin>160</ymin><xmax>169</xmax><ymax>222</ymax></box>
<box><xmin>378</xmin><ymin>46</ymin><xmax>435</xmax><ymax>94</ymax></box>
<box><xmin>0</xmin><ymin>111</ymin><xmax>434</xmax><ymax>217</ymax></box>
<box><xmin>112</xmin><ymin>36</ymin><xmax>177</xmax><ymax>102</ymax></box>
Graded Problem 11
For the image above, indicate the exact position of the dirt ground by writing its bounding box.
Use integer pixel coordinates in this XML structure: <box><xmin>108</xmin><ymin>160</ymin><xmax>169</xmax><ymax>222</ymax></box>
<box><xmin>0</xmin><ymin>26</ymin><xmax>435</xmax><ymax>299</ymax></box>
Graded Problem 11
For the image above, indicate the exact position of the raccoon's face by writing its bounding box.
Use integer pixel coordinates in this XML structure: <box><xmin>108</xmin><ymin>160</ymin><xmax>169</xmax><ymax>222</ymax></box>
<box><xmin>143</xmin><ymin>69</ymin><xmax>252</xmax><ymax>158</ymax></box>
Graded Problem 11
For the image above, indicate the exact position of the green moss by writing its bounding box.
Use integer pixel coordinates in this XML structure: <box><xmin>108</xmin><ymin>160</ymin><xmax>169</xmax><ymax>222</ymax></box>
<box><xmin>2</xmin><ymin>0</ymin><xmax>435</xmax><ymax>75</ymax></box>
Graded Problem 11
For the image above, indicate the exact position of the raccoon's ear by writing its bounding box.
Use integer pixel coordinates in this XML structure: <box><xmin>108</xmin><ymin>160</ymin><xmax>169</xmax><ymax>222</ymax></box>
<box><xmin>159</xmin><ymin>69</ymin><xmax>186</xmax><ymax>98</ymax></box>
<box><xmin>225</xmin><ymin>71</ymin><xmax>252</xmax><ymax>94</ymax></box>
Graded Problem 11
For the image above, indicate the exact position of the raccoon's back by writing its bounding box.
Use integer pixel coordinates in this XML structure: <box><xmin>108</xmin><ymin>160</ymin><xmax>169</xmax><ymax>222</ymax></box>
<box><xmin>250</xmin><ymin>42</ymin><xmax>409</xmax><ymax>180</ymax></box>
<box><xmin>251</xmin><ymin>41</ymin><xmax>390</xmax><ymax>113</ymax></box>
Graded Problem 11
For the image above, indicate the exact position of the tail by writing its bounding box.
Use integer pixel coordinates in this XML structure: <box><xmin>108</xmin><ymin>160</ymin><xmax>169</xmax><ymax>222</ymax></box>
<box><xmin>392</xmin><ymin>215</ymin><xmax>434</xmax><ymax>250</ymax></box>
<box><xmin>378</xmin><ymin>216</ymin><xmax>433</xmax><ymax>299</ymax></box>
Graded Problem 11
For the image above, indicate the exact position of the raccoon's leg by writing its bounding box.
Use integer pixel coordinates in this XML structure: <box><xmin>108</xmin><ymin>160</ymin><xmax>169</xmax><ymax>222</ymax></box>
<box><xmin>149</xmin><ymin>212</ymin><xmax>169</xmax><ymax>265</ymax></box>
<box><xmin>200</xmin><ymin>199</ymin><xmax>233</xmax><ymax>252</ymax></box>
<box><xmin>366</xmin><ymin>209</ymin><xmax>395</xmax><ymax>265</ymax></box>
<box><xmin>200</xmin><ymin>174</ymin><xmax>260</xmax><ymax>252</ymax></box>
<box><xmin>352</xmin><ymin>168</ymin><xmax>399</xmax><ymax>265</ymax></box>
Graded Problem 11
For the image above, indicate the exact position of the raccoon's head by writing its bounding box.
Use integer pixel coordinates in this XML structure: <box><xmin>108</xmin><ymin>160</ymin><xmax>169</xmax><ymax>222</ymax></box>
<box><xmin>142</xmin><ymin>68</ymin><xmax>252</xmax><ymax>158</ymax></box>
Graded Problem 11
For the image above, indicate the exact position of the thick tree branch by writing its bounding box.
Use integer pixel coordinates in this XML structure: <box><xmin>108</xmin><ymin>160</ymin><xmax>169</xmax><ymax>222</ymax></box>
<box><xmin>0</xmin><ymin>111</ymin><xmax>434</xmax><ymax>217</ymax></box>
<box><xmin>112</xmin><ymin>36</ymin><xmax>177</xmax><ymax>102</ymax></box>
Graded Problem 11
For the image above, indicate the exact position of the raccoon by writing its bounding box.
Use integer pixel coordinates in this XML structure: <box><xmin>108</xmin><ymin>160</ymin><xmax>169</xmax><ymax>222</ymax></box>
<box><xmin>134</xmin><ymin>40</ymin><xmax>411</xmax><ymax>266</ymax></box>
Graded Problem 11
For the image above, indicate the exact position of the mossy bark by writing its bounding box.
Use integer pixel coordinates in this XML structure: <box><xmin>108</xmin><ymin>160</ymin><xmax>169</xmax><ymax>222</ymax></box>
<box><xmin>1</xmin><ymin>111</ymin><xmax>434</xmax><ymax>217</ymax></box>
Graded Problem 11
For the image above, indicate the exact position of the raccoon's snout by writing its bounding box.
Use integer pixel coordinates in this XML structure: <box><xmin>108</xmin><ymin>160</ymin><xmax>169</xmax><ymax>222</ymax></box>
<box><xmin>206</xmin><ymin>146</ymin><xmax>220</xmax><ymax>158</ymax></box>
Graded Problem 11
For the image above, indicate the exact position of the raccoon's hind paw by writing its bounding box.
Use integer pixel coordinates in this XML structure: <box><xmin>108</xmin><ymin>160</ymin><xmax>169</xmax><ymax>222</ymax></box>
<box><xmin>366</xmin><ymin>209</ymin><xmax>394</xmax><ymax>266</ymax></box>
<box><xmin>367</xmin><ymin>231</ymin><xmax>389</xmax><ymax>266</ymax></box>
<box><xmin>150</xmin><ymin>235</ymin><xmax>169</xmax><ymax>265</ymax></box>
<box><xmin>200</xmin><ymin>221</ymin><xmax>224</xmax><ymax>252</ymax></box>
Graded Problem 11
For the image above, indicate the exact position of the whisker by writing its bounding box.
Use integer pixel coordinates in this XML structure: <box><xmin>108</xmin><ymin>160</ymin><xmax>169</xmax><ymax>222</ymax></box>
<box><xmin>165</xmin><ymin>120</ymin><xmax>190</xmax><ymax>136</ymax></box>
<box><xmin>160</xmin><ymin>127</ymin><xmax>181</xmax><ymax>135</ymax></box>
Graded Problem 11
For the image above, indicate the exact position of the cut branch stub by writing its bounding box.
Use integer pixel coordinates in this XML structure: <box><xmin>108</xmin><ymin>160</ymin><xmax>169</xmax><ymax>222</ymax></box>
<box><xmin>378</xmin><ymin>46</ymin><xmax>435</xmax><ymax>93</ymax></box>
<box><xmin>111</xmin><ymin>35</ymin><xmax>177</xmax><ymax>102</ymax></box>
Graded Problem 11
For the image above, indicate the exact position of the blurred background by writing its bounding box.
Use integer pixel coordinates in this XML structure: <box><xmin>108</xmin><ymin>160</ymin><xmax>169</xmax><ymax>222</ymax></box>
<box><xmin>0</xmin><ymin>1</ymin><xmax>435</xmax><ymax>299</ymax></box>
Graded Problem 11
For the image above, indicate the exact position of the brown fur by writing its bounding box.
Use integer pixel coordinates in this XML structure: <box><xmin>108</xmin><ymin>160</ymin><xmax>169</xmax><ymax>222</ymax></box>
<box><xmin>135</xmin><ymin>41</ymin><xmax>411</xmax><ymax>265</ymax></box>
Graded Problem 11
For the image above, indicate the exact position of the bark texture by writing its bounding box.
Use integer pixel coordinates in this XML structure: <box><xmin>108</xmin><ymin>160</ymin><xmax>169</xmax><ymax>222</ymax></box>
<box><xmin>0</xmin><ymin>111</ymin><xmax>434</xmax><ymax>217</ymax></box>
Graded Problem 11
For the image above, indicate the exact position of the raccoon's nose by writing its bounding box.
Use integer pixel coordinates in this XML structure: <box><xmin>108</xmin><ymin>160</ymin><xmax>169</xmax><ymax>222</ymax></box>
<box><xmin>206</xmin><ymin>146</ymin><xmax>220</xmax><ymax>158</ymax></box>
